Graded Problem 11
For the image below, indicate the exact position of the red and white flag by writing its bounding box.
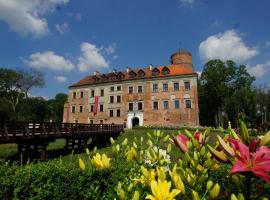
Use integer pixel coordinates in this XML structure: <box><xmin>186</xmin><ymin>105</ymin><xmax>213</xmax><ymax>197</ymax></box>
<box><xmin>93</xmin><ymin>96</ymin><xmax>99</xmax><ymax>116</ymax></box>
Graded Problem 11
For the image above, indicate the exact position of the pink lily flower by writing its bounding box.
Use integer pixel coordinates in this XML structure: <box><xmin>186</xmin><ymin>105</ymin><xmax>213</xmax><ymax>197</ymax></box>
<box><xmin>174</xmin><ymin>134</ymin><xmax>189</xmax><ymax>153</ymax></box>
<box><xmin>229</xmin><ymin>138</ymin><xmax>270</xmax><ymax>184</ymax></box>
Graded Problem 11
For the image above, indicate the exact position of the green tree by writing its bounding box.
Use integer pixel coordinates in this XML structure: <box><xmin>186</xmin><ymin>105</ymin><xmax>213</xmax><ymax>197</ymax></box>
<box><xmin>199</xmin><ymin>60</ymin><xmax>256</xmax><ymax>127</ymax></box>
<box><xmin>47</xmin><ymin>93</ymin><xmax>68</xmax><ymax>122</ymax></box>
<box><xmin>0</xmin><ymin>68</ymin><xmax>45</xmax><ymax>120</ymax></box>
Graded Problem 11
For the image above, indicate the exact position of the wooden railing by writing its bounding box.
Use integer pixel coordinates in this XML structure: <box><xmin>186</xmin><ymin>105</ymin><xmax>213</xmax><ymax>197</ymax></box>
<box><xmin>0</xmin><ymin>121</ymin><xmax>124</xmax><ymax>144</ymax></box>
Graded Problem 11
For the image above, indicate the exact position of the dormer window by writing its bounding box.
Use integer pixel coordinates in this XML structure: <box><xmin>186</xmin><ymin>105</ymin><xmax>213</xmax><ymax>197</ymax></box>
<box><xmin>129</xmin><ymin>70</ymin><xmax>136</xmax><ymax>78</ymax></box>
<box><xmin>161</xmin><ymin>67</ymin><xmax>170</xmax><ymax>75</ymax></box>
<box><xmin>117</xmin><ymin>72</ymin><xmax>125</xmax><ymax>79</ymax></box>
<box><xmin>151</xmin><ymin>68</ymin><xmax>160</xmax><ymax>76</ymax></box>
<box><xmin>93</xmin><ymin>75</ymin><xmax>99</xmax><ymax>82</ymax></box>
<box><xmin>101</xmin><ymin>74</ymin><xmax>108</xmax><ymax>81</ymax></box>
<box><xmin>137</xmin><ymin>69</ymin><xmax>145</xmax><ymax>78</ymax></box>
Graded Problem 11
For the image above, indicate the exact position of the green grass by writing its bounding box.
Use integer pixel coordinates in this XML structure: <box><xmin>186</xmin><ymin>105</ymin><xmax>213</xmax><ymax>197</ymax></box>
<box><xmin>0</xmin><ymin>127</ymin><xmax>222</xmax><ymax>161</ymax></box>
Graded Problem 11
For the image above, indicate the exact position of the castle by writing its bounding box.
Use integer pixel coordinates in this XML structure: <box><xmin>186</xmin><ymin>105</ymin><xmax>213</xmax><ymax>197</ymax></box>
<box><xmin>63</xmin><ymin>51</ymin><xmax>199</xmax><ymax>128</ymax></box>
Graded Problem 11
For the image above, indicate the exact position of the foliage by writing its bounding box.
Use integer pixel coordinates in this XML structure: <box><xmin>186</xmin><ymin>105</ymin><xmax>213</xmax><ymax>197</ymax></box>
<box><xmin>199</xmin><ymin>60</ymin><xmax>256</xmax><ymax>128</ymax></box>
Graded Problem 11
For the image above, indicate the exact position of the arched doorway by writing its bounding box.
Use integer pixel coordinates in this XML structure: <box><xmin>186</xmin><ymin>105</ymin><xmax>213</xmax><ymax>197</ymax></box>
<box><xmin>132</xmin><ymin>117</ymin><xmax>139</xmax><ymax>127</ymax></box>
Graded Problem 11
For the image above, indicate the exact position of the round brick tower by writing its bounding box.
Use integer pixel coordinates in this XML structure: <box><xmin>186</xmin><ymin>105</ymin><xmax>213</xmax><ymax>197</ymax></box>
<box><xmin>170</xmin><ymin>50</ymin><xmax>193</xmax><ymax>69</ymax></box>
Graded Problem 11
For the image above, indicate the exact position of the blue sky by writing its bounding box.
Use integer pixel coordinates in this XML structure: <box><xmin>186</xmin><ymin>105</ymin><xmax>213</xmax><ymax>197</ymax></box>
<box><xmin>0</xmin><ymin>0</ymin><xmax>270</xmax><ymax>99</ymax></box>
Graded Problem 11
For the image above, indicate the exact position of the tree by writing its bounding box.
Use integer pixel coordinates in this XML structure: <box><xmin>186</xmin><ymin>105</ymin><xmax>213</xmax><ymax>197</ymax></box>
<box><xmin>0</xmin><ymin>68</ymin><xmax>45</xmax><ymax>120</ymax></box>
<box><xmin>47</xmin><ymin>93</ymin><xmax>68</xmax><ymax>122</ymax></box>
<box><xmin>199</xmin><ymin>60</ymin><xmax>256</xmax><ymax>128</ymax></box>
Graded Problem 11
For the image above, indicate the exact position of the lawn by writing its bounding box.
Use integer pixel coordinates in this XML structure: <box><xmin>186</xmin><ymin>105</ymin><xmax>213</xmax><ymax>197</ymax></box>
<box><xmin>0</xmin><ymin>127</ymin><xmax>221</xmax><ymax>161</ymax></box>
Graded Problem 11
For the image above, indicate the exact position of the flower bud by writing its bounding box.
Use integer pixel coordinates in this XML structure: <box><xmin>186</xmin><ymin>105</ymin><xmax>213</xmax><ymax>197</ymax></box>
<box><xmin>86</xmin><ymin>148</ymin><xmax>90</xmax><ymax>155</ymax></box>
<box><xmin>167</xmin><ymin>144</ymin><xmax>172</xmax><ymax>153</ymax></box>
<box><xmin>192</xmin><ymin>190</ymin><xmax>200</xmax><ymax>200</ymax></box>
<box><xmin>237</xmin><ymin>193</ymin><xmax>245</xmax><ymax>200</ymax></box>
<box><xmin>110</xmin><ymin>137</ymin><xmax>115</xmax><ymax>144</ymax></box>
<box><xmin>209</xmin><ymin>183</ymin><xmax>220</xmax><ymax>199</ymax></box>
<box><xmin>79</xmin><ymin>158</ymin><xmax>85</xmax><ymax>171</ymax></box>
<box><xmin>231</xmin><ymin>194</ymin><xmax>237</xmax><ymax>200</ymax></box>
<box><xmin>207</xmin><ymin>180</ymin><xmax>213</xmax><ymax>190</ymax></box>
<box><xmin>122</xmin><ymin>138</ymin><xmax>128</xmax><ymax>146</ymax></box>
<box><xmin>132</xmin><ymin>191</ymin><xmax>140</xmax><ymax>200</ymax></box>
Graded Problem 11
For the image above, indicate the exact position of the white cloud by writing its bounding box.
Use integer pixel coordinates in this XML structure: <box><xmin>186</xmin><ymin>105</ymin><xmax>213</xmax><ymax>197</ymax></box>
<box><xmin>78</xmin><ymin>42</ymin><xmax>109</xmax><ymax>72</ymax></box>
<box><xmin>26</xmin><ymin>51</ymin><xmax>75</xmax><ymax>71</ymax></box>
<box><xmin>199</xmin><ymin>30</ymin><xmax>258</xmax><ymax>63</ymax></box>
<box><xmin>56</xmin><ymin>22</ymin><xmax>69</xmax><ymax>34</ymax></box>
<box><xmin>105</xmin><ymin>43</ymin><xmax>117</xmax><ymax>55</ymax></box>
<box><xmin>0</xmin><ymin>0</ymin><xmax>69</xmax><ymax>37</ymax></box>
<box><xmin>55</xmin><ymin>75</ymin><xmax>67</xmax><ymax>83</ymax></box>
<box><xmin>266</xmin><ymin>41</ymin><xmax>270</xmax><ymax>48</ymax></box>
<box><xmin>180</xmin><ymin>0</ymin><xmax>194</xmax><ymax>4</ymax></box>
<box><xmin>66</xmin><ymin>12</ymin><xmax>81</xmax><ymax>21</ymax></box>
<box><xmin>196</xmin><ymin>71</ymin><xmax>202</xmax><ymax>78</ymax></box>
<box><xmin>247</xmin><ymin>60</ymin><xmax>270</xmax><ymax>78</ymax></box>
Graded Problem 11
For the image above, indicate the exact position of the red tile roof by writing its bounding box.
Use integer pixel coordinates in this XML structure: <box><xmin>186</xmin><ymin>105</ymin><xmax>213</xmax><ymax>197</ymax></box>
<box><xmin>69</xmin><ymin>64</ymin><xmax>196</xmax><ymax>88</ymax></box>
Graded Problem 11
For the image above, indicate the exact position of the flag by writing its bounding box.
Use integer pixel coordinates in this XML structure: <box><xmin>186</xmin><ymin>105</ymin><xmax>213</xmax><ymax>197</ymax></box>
<box><xmin>93</xmin><ymin>96</ymin><xmax>99</xmax><ymax>116</ymax></box>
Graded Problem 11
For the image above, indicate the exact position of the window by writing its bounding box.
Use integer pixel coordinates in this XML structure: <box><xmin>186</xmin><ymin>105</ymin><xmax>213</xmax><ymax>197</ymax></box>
<box><xmin>153</xmin><ymin>101</ymin><xmax>159</xmax><ymax>110</ymax></box>
<box><xmin>163</xmin><ymin>101</ymin><xmax>169</xmax><ymax>109</ymax></box>
<box><xmin>184</xmin><ymin>81</ymin><xmax>191</xmax><ymax>90</ymax></box>
<box><xmin>117</xmin><ymin>109</ymin><xmax>120</xmax><ymax>117</ymax></box>
<box><xmin>80</xmin><ymin>106</ymin><xmax>83</xmax><ymax>113</ymax></box>
<box><xmin>90</xmin><ymin>105</ymin><xmax>94</xmax><ymax>112</ymax></box>
<box><xmin>73</xmin><ymin>92</ymin><xmax>76</xmax><ymax>99</ymax></box>
<box><xmin>174</xmin><ymin>100</ymin><xmax>180</xmax><ymax>109</ymax></box>
<box><xmin>163</xmin><ymin>83</ymin><xmax>168</xmax><ymax>92</ymax></box>
<box><xmin>100</xmin><ymin>104</ymin><xmax>103</xmax><ymax>112</ymax></box>
<box><xmin>72</xmin><ymin>106</ymin><xmax>75</xmax><ymax>113</ymax></box>
<box><xmin>129</xmin><ymin>103</ymin><xmax>133</xmax><ymax>111</ymax></box>
<box><xmin>80</xmin><ymin>91</ymin><xmax>84</xmax><ymax>98</ymax></box>
<box><xmin>129</xmin><ymin>86</ymin><xmax>133</xmax><ymax>94</ymax></box>
<box><xmin>138</xmin><ymin>85</ymin><xmax>143</xmax><ymax>93</ymax></box>
<box><xmin>185</xmin><ymin>99</ymin><xmax>192</xmax><ymax>108</ymax></box>
<box><xmin>110</xmin><ymin>96</ymin><xmax>114</xmax><ymax>103</ymax></box>
<box><xmin>162</xmin><ymin>67</ymin><xmax>170</xmax><ymax>75</ymax></box>
<box><xmin>110</xmin><ymin>86</ymin><xmax>114</xmax><ymax>92</ymax></box>
<box><xmin>174</xmin><ymin>83</ymin><xmax>179</xmax><ymax>91</ymax></box>
<box><xmin>110</xmin><ymin>110</ymin><xmax>114</xmax><ymax>117</ymax></box>
<box><xmin>91</xmin><ymin>90</ymin><xmax>95</xmax><ymax>97</ymax></box>
<box><xmin>117</xmin><ymin>95</ymin><xmax>121</xmax><ymax>103</ymax></box>
<box><xmin>138</xmin><ymin>102</ymin><xmax>143</xmax><ymax>110</ymax></box>
<box><xmin>100</xmin><ymin>120</ymin><xmax>103</xmax><ymax>124</ymax></box>
<box><xmin>117</xmin><ymin>86</ymin><xmax>121</xmax><ymax>91</ymax></box>
<box><xmin>90</xmin><ymin>120</ymin><xmax>93</xmax><ymax>124</ymax></box>
<box><xmin>100</xmin><ymin>89</ymin><xmax>104</xmax><ymax>96</ymax></box>
<box><xmin>153</xmin><ymin>83</ymin><xmax>158</xmax><ymax>92</ymax></box>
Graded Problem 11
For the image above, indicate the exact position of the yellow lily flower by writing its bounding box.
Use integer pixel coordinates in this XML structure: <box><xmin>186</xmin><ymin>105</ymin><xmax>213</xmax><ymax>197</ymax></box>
<box><xmin>145</xmin><ymin>180</ymin><xmax>181</xmax><ymax>200</ymax></box>
<box><xmin>140</xmin><ymin>166</ymin><xmax>156</xmax><ymax>186</ymax></box>
<box><xmin>79</xmin><ymin>158</ymin><xmax>85</xmax><ymax>171</ymax></box>
<box><xmin>126</xmin><ymin>147</ymin><xmax>138</xmax><ymax>162</ymax></box>
<box><xmin>156</xmin><ymin>167</ymin><xmax>166</xmax><ymax>181</ymax></box>
<box><xmin>169</xmin><ymin>166</ymin><xmax>185</xmax><ymax>194</ymax></box>
<box><xmin>132</xmin><ymin>190</ymin><xmax>140</xmax><ymax>200</ymax></box>
<box><xmin>91</xmin><ymin>153</ymin><xmax>111</xmax><ymax>170</ymax></box>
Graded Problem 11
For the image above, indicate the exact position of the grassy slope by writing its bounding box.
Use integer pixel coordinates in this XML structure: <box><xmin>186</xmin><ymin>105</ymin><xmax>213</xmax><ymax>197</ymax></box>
<box><xmin>0</xmin><ymin>127</ymin><xmax>221</xmax><ymax>161</ymax></box>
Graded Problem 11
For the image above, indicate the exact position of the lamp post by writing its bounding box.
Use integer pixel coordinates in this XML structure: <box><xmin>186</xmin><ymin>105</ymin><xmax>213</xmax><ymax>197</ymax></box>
<box><xmin>263</xmin><ymin>106</ymin><xmax>266</xmax><ymax>123</ymax></box>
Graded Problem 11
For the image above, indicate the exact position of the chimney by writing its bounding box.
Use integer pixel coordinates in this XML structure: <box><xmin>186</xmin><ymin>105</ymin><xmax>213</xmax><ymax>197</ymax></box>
<box><xmin>93</xmin><ymin>71</ymin><xmax>100</xmax><ymax>76</ymax></box>
<box><xmin>112</xmin><ymin>69</ymin><xmax>117</xmax><ymax>73</ymax></box>
<box><xmin>126</xmin><ymin>67</ymin><xmax>131</xmax><ymax>73</ymax></box>
<box><xmin>149</xmin><ymin>64</ymin><xmax>153</xmax><ymax>71</ymax></box>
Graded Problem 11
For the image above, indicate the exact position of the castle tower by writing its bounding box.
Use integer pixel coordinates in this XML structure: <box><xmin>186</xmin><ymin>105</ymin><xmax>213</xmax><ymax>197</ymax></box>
<box><xmin>170</xmin><ymin>51</ymin><xmax>193</xmax><ymax>70</ymax></box>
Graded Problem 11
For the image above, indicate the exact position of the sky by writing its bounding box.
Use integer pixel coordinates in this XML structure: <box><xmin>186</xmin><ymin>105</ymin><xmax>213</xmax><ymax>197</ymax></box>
<box><xmin>0</xmin><ymin>0</ymin><xmax>270</xmax><ymax>99</ymax></box>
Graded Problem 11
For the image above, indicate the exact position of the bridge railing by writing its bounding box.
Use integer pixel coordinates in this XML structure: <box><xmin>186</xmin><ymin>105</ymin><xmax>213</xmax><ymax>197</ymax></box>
<box><xmin>0</xmin><ymin>121</ymin><xmax>124</xmax><ymax>142</ymax></box>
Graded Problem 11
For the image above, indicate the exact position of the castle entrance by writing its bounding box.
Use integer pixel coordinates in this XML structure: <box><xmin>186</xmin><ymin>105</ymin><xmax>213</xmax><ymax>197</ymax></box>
<box><xmin>127</xmin><ymin>111</ymin><xmax>143</xmax><ymax>129</ymax></box>
<box><xmin>132</xmin><ymin>117</ymin><xmax>139</xmax><ymax>127</ymax></box>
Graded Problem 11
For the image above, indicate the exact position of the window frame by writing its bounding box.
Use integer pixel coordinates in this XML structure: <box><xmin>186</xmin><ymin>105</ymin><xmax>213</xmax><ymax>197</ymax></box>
<box><xmin>100</xmin><ymin>89</ymin><xmax>104</xmax><ymax>97</ymax></box>
<box><xmin>110</xmin><ymin>96</ymin><xmax>114</xmax><ymax>103</ymax></box>
<box><xmin>174</xmin><ymin>99</ymin><xmax>180</xmax><ymax>109</ymax></box>
<box><xmin>185</xmin><ymin>99</ymin><xmax>192</xmax><ymax>108</ymax></box>
<box><xmin>163</xmin><ymin>100</ymin><xmax>169</xmax><ymax>109</ymax></box>
<box><xmin>117</xmin><ymin>109</ymin><xmax>121</xmax><ymax>117</ymax></box>
<box><xmin>153</xmin><ymin>101</ymin><xmax>159</xmax><ymax>110</ymax></box>
<box><xmin>173</xmin><ymin>82</ymin><xmax>179</xmax><ymax>91</ymax></box>
<box><xmin>117</xmin><ymin>95</ymin><xmax>121</xmax><ymax>103</ymax></box>
<box><xmin>79</xmin><ymin>105</ymin><xmax>83</xmax><ymax>113</ymax></box>
<box><xmin>91</xmin><ymin>90</ymin><xmax>95</xmax><ymax>97</ymax></box>
<box><xmin>138</xmin><ymin>102</ymin><xmax>143</xmax><ymax>110</ymax></box>
<box><xmin>138</xmin><ymin>85</ymin><xmax>143</xmax><ymax>93</ymax></box>
<box><xmin>110</xmin><ymin>86</ymin><xmax>114</xmax><ymax>92</ymax></box>
<box><xmin>184</xmin><ymin>81</ymin><xmax>191</xmax><ymax>90</ymax></box>
<box><xmin>163</xmin><ymin>83</ymin><xmax>168</xmax><ymax>92</ymax></box>
<box><xmin>100</xmin><ymin>104</ymin><xmax>103</xmax><ymax>112</ymax></box>
<box><xmin>109</xmin><ymin>110</ymin><xmax>114</xmax><ymax>117</ymax></box>
<box><xmin>71</xmin><ymin>106</ymin><xmax>75</xmax><ymax>113</ymax></box>
<box><xmin>152</xmin><ymin>83</ymin><xmax>158</xmax><ymax>92</ymax></box>
<box><xmin>129</xmin><ymin>86</ymin><xmax>134</xmax><ymax>94</ymax></box>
